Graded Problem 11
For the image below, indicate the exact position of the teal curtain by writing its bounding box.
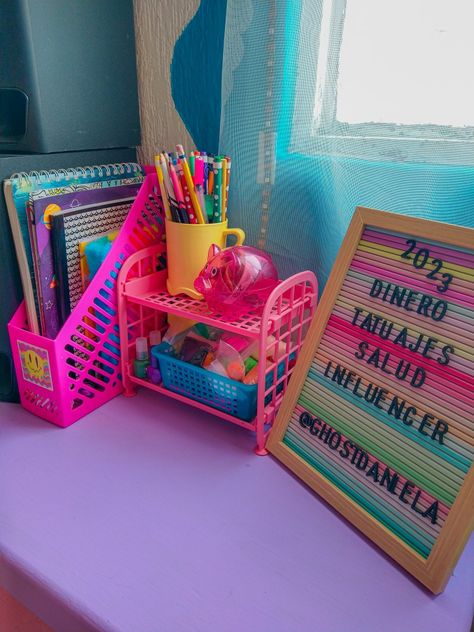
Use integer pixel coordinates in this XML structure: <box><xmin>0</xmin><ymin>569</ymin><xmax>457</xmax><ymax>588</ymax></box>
<box><xmin>219</xmin><ymin>0</ymin><xmax>474</xmax><ymax>288</ymax></box>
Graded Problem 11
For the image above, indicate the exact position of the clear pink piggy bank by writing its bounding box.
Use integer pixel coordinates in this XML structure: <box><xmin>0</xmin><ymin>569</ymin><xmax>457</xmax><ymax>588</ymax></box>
<box><xmin>194</xmin><ymin>244</ymin><xmax>279</xmax><ymax>317</ymax></box>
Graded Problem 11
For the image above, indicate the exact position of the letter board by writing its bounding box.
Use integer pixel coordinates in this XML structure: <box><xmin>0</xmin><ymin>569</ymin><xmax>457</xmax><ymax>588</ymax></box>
<box><xmin>267</xmin><ymin>207</ymin><xmax>474</xmax><ymax>594</ymax></box>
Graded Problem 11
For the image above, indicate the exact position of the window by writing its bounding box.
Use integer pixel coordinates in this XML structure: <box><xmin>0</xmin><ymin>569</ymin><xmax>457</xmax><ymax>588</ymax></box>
<box><xmin>292</xmin><ymin>0</ymin><xmax>474</xmax><ymax>164</ymax></box>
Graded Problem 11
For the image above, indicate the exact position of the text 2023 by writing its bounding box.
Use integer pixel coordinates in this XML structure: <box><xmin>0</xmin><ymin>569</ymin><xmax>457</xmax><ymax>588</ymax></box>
<box><xmin>401</xmin><ymin>239</ymin><xmax>453</xmax><ymax>293</ymax></box>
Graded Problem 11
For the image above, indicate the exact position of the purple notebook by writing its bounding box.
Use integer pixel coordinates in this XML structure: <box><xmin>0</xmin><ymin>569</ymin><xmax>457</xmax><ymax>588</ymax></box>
<box><xmin>29</xmin><ymin>183</ymin><xmax>141</xmax><ymax>338</ymax></box>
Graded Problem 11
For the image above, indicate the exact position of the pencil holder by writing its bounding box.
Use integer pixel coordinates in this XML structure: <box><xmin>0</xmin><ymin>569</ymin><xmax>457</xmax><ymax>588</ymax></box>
<box><xmin>165</xmin><ymin>219</ymin><xmax>245</xmax><ymax>299</ymax></box>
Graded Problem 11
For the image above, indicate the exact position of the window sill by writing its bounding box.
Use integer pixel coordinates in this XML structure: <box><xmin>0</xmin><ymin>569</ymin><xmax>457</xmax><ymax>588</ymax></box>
<box><xmin>289</xmin><ymin>134</ymin><xmax>474</xmax><ymax>166</ymax></box>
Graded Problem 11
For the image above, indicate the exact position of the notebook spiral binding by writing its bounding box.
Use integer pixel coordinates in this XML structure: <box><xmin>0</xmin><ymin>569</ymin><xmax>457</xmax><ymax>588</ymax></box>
<box><xmin>5</xmin><ymin>161</ymin><xmax>144</xmax><ymax>337</ymax></box>
<box><xmin>11</xmin><ymin>162</ymin><xmax>142</xmax><ymax>186</ymax></box>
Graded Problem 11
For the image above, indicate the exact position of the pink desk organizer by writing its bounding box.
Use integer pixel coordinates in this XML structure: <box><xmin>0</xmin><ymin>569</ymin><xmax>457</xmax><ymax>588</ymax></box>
<box><xmin>117</xmin><ymin>246</ymin><xmax>318</xmax><ymax>454</ymax></box>
<box><xmin>8</xmin><ymin>174</ymin><xmax>166</xmax><ymax>427</ymax></box>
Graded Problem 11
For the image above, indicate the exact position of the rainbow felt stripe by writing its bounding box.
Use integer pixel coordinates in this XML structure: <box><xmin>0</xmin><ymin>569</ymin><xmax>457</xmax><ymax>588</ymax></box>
<box><xmin>284</xmin><ymin>227</ymin><xmax>474</xmax><ymax>557</ymax></box>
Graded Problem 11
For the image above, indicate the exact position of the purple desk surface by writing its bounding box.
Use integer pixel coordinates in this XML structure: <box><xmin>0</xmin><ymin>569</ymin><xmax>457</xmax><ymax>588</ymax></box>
<box><xmin>0</xmin><ymin>390</ymin><xmax>473</xmax><ymax>632</ymax></box>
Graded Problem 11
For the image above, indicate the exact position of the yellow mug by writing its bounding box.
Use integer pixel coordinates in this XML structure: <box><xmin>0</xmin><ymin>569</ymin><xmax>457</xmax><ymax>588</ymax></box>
<box><xmin>165</xmin><ymin>219</ymin><xmax>245</xmax><ymax>299</ymax></box>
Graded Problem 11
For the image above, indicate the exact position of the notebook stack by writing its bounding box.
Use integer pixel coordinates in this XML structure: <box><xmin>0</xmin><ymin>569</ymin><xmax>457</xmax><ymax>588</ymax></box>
<box><xmin>4</xmin><ymin>162</ymin><xmax>144</xmax><ymax>338</ymax></box>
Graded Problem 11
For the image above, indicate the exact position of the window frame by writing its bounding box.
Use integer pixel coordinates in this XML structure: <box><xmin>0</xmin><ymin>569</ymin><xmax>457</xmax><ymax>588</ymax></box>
<box><xmin>289</xmin><ymin>0</ymin><xmax>474</xmax><ymax>165</ymax></box>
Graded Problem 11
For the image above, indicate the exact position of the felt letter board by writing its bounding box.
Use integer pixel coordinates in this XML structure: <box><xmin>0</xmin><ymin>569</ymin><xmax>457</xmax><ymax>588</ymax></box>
<box><xmin>268</xmin><ymin>207</ymin><xmax>474</xmax><ymax>593</ymax></box>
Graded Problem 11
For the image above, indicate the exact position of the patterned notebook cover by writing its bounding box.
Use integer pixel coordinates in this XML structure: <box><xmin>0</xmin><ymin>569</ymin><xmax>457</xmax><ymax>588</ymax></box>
<box><xmin>51</xmin><ymin>198</ymin><xmax>134</xmax><ymax>325</ymax></box>
<box><xmin>79</xmin><ymin>229</ymin><xmax>119</xmax><ymax>292</ymax></box>
<box><xmin>5</xmin><ymin>163</ymin><xmax>143</xmax><ymax>334</ymax></box>
<box><xmin>30</xmin><ymin>183</ymin><xmax>141</xmax><ymax>338</ymax></box>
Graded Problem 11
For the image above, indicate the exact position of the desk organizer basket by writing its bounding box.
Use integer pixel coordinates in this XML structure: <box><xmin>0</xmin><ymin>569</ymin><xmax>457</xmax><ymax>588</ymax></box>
<box><xmin>8</xmin><ymin>173</ymin><xmax>166</xmax><ymax>426</ymax></box>
<box><xmin>153</xmin><ymin>345</ymin><xmax>294</xmax><ymax>422</ymax></box>
<box><xmin>155</xmin><ymin>347</ymin><xmax>258</xmax><ymax>422</ymax></box>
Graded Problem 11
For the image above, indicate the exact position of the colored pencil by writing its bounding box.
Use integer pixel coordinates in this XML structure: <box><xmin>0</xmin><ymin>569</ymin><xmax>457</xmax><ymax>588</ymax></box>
<box><xmin>154</xmin><ymin>156</ymin><xmax>172</xmax><ymax>221</ymax></box>
<box><xmin>155</xmin><ymin>146</ymin><xmax>232</xmax><ymax>224</ymax></box>
<box><xmin>168</xmin><ymin>160</ymin><xmax>189</xmax><ymax>223</ymax></box>
<box><xmin>159</xmin><ymin>153</ymin><xmax>181</xmax><ymax>222</ymax></box>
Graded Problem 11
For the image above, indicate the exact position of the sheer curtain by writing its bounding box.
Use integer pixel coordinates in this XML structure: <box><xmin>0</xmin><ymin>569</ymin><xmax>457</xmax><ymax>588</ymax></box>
<box><xmin>219</xmin><ymin>0</ymin><xmax>474</xmax><ymax>288</ymax></box>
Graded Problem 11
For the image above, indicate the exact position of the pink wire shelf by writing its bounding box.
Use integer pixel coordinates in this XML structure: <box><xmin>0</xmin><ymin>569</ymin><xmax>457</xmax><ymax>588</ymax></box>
<box><xmin>118</xmin><ymin>243</ymin><xmax>318</xmax><ymax>455</ymax></box>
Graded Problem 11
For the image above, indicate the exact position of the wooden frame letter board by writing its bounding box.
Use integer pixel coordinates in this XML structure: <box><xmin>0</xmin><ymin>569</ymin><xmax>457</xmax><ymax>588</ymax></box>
<box><xmin>268</xmin><ymin>207</ymin><xmax>474</xmax><ymax>593</ymax></box>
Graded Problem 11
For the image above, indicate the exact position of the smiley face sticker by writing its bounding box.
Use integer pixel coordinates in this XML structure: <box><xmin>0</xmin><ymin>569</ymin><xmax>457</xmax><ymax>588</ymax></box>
<box><xmin>17</xmin><ymin>342</ymin><xmax>53</xmax><ymax>390</ymax></box>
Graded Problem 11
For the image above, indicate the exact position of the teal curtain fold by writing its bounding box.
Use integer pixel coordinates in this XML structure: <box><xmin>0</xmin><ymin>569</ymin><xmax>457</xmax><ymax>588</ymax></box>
<box><xmin>219</xmin><ymin>0</ymin><xmax>474</xmax><ymax>289</ymax></box>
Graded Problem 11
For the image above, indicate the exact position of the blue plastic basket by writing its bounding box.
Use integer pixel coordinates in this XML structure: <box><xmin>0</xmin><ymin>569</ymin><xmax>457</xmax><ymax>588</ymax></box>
<box><xmin>152</xmin><ymin>344</ymin><xmax>295</xmax><ymax>422</ymax></box>
<box><xmin>152</xmin><ymin>345</ymin><xmax>258</xmax><ymax>421</ymax></box>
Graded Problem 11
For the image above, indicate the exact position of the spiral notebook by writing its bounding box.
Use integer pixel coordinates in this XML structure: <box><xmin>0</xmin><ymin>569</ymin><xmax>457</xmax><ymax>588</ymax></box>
<box><xmin>29</xmin><ymin>183</ymin><xmax>141</xmax><ymax>338</ymax></box>
<box><xmin>4</xmin><ymin>162</ymin><xmax>143</xmax><ymax>335</ymax></box>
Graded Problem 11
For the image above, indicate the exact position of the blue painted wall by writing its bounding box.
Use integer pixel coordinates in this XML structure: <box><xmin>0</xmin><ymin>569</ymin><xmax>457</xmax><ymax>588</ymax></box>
<box><xmin>171</xmin><ymin>0</ymin><xmax>227</xmax><ymax>153</ymax></box>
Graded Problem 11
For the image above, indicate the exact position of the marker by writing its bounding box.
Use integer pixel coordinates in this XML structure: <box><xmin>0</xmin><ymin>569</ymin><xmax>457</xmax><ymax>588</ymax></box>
<box><xmin>201</xmin><ymin>152</ymin><xmax>208</xmax><ymax>194</ymax></box>
<box><xmin>224</xmin><ymin>156</ymin><xmax>231</xmax><ymax>221</ymax></box>
<box><xmin>193</xmin><ymin>156</ymin><xmax>208</xmax><ymax>222</ymax></box>
<box><xmin>174</xmin><ymin>157</ymin><xmax>196</xmax><ymax>223</ymax></box>
<box><xmin>221</xmin><ymin>157</ymin><xmax>227</xmax><ymax>222</ymax></box>
<box><xmin>212</xmin><ymin>157</ymin><xmax>223</xmax><ymax>223</ymax></box>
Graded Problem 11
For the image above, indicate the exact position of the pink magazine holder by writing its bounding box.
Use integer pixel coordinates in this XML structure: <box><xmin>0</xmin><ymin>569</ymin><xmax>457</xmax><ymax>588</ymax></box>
<box><xmin>8</xmin><ymin>173</ymin><xmax>166</xmax><ymax>426</ymax></box>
